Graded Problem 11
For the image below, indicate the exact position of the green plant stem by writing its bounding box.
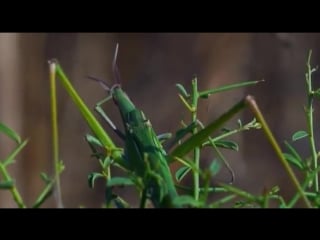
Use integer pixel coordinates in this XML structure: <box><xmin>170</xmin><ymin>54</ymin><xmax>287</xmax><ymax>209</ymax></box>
<box><xmin>191</xmin><ymin>77</ymin><xmax>200</xmax><ymax>201</ymax></box>
<box><xmin>51</xmin><ymin>60</ymin><xmax>122</xmax><ymax>161</ymax></box>
<box><xmin>245</xmin><ymin>95</ymin><xmax>312</xmax><ymax>208</ymax></box>
<box><xmin>49</xmin><ymin>62</ymin><xmax>63</xmax><ymax>208</ymax></box>
<box><xmin>199</xmin><ymin>79</ymin><xmax>264</xmax><ymax>98</ymax></box>
<box><xmin>268</xmin><ymin>195</ymin><xmax>287</xmax><ymax>208</ymax></box>
<box><xmin>219</xmin><ymin>183</ymin><xmax>259</xmax><ymax>204</ymax></box>
<box><xmin>305</xmin><ymin>50</ymin><xmax>319</xmax><ymax>192</ymax></box>
<box><xmin>287</xmin><ymin>170</ymin><xmax>317</xmax><ymax>207</ymax></box>
<box><xmin>209</xmin><ymin>194</ymin><xmax>236</xmax><ymax>208</ymax></box>
<box><xmin>0</xmin><ymin>163</ymin><xmax>25</xmax><ymax>208</ymax></box>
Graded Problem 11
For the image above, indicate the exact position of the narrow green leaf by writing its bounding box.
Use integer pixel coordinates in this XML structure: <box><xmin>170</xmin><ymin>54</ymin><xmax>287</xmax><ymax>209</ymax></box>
<box><xmin>209</xmin><ymin>159</ymin><xmax>221</xmax><ymax>176</ymax></box>
<box><xmin>313</xmin><ymin>88</ymin><xmax>320</xmax><ymax>99</ymax></box>
<box><xmin>173</xmin><ymin>156</ymin><xmax>201</xmax><ymax>174</ymax></box>
<box><xmin>175</xmin><ymin>166</ymin><xmax>191</xmax><ymax>182</ymax></box>
<box><xmin>220</xmin><ymin>183</ymin><xmax>257</xmax><ymax>202</ymax></box>
<box><xmin>88</xmin><ymin>172</ymin><xmax>104</xmax><ymax>188</ymax></box>
<box><xmin>85</xmin><ymin>134</ymin><xmax>103</xmax><ymax>147</ymax></box>
<box><xmin>107</xmin><ymin>177</ymin><xmax>134</xmax><ymax>187</ymax></box>
<box><xmin>2</xmin><ymin>158</ymin><xmax>15</xmax><ymax>167</ymax></box>
<box><xmin>114</xmin><ymin>196</ymin><xmax>130</xmax><ymax>208</ymax></box>
<box><xmin>32</xmin><ymin>181</ymin><xmax>54</xmax><ymax>208</ymax></box>
<box><xmin>0</xmin><ymin>122</ymin><xmax>21</xmax><ymax>144</ymax></box>
<box><xmin>175</xmin><ymin>122</ymin><xmax>197</xmax><ymax>139</ymax></box>
<box><xmin>3</xmin><ymin>139</ymin><xmax>28</xmax><ymax>166</ymax></box>
<box><xmin>199</xmin><ymin>80</ymin><xmax>263</xmax><ymax>98</ymax></box>
<box><xmin>292</xmin><ymin>130</ymin><xmax>308</xmax><ymax>141</ymax></box>
<box><xmin>101</xmin><ymin>156</ymin><xmax>112</xmax><ymax>169</ymax></box>
<box><xmin>284</xmin><ymin>141</ymin><xmax>304</xmax><ymax>169</ymax></box>
<box><xmin>40</xmin><ymin>172</ymin><xmax>51</xmax><ymax>184</ymax></box>
<box><xmin>269</xmin><ymin>186</ymin><xmax>280</xmax><ymax>195</ymax></box>
<box><xmin>171</xmin><ymin>98</ymin><xmax>247</xmax><ymax>158</ymax></box>
<box><xmin>164</xmin><ymin>121</ymin><xmax>197</xmax><ymax>150</ymax></box>
<box><xmin>173</xmin><ymin>195</ymin><xmax>203</xmax><ymax>208</ymax></box>
<box><xmin>0</xmin><ymin>180</ymin><xmax>14</xmax><ymax>189</ymax></box>
<box><xmin>57</xmin><ymin>160</ymin><xmax>65</xmax><ymax>173</ymax></box>
<box><xmin>283</xmin><ymin>153</ymin><xmax>304</xmax><ymax>170</ymax></box>
<box><xmin>176</xmin><ymin>83</ymin><xmax>190</xmax><ymax>98</ymax></box>
<box><xmin>214</xmin><ymin>140</ymin><xmax>239</xmax><ymax>151</ymax></box>
<box><xmin>105</xmin><ymin>187</ymin><xmax>117</xmax><ymax>207</ymax></box>
<box><xmin>209</xmin><ymin>194</ymin><xmax>236</xmax><ymax>208</ymax></box>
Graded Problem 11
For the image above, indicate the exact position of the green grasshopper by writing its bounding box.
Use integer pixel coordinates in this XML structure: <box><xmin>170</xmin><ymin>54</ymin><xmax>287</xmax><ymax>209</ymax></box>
<box><xmin>88</xmin><ymin>44</ymin><xmax>178</xmax><ymax>207</ymax></box>
<box><xmin>49</xmin><ymin>44</ymin><xmax>312</xmax><ymax>208</ymax></box>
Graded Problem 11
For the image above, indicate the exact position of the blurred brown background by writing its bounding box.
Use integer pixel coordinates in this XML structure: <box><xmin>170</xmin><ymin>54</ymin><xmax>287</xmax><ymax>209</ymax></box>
<box><xmin>1</xmin><ymin>33</ymin><xmax>320</xmax><ymax>208</ymax></box>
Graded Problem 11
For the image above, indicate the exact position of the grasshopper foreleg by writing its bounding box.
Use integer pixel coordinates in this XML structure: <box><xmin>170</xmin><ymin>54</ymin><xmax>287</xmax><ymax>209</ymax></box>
<box><xmin>94</xmin><ymin>96</ymin><xmax>126</xmax><ymax>141</ymax></box>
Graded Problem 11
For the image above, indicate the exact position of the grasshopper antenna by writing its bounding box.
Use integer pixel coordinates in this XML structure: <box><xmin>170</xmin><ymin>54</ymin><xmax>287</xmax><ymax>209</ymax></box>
<box><xmin>112</xmin><ymin>43</ymin><xmax>122</xmax><ymax>85</ymax></box>
<box><xmin>87</xmin><ymin>76</ymin><xmax>111</xmax><ymax>93</ymax></box>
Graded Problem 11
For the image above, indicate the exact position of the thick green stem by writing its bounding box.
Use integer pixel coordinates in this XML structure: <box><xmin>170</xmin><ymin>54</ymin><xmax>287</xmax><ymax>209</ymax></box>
<box><xmin>51</xmin><ymin>60</ymin><xmax>122</xmax><ymax>161</ymax></box>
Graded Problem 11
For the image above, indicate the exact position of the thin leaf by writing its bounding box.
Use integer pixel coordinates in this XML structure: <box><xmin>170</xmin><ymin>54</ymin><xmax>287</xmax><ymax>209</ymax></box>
<box><xmin>173</xmin><ymin>195</ymin><xmax>203</xmax><ymax>208</ymax></box>
<box><xmin>164</xmin><ymin>121</ymin><xmax>197</xmax><ymax>150</ymax></box>
<box><xmin>2</xmin><ymin>158</ymin><xmax>15</xmax><ymax>167</ymax></box>
<box><xmin>176</xmin><ymin>83</ymin><xmax>190</xmax><ymax>98</ymax></box>
<box><xmin>40</xmin><ymin>172</ymin><xmax>51</xmax><ymax>184</ymax></box>
<box><xmin>173</xmin><ymin>156</ymin><xmax>201</xmax><ymax>174</ymax></box>
<box><xmin>220</xmin><ymin>183</ymin><xmax>258</xmax><ymax>202</ymax></box>
<box><xmin>88</xmin><ymin>172</ymin><xmax>104</xmax><ymax>188</ymax></box>
<box><xmin>170</xmin><ymin>98</ymin><xmax>247</xmax><ymax>158</ymax></box>
<box><xmin>114</xmin><ymin>196</ymin><xmax>130</xmax><ymax>208</ymax></box>
<box><xmin>101</xmin><ymin>156</ymin><xmax>113</xmax><ymax>169</ymax></box>
<box><xmin>107</xmin><ymin>177</ymin><xmax>134</xmax><ymax>187</ymax></box>
<box><xmin>313</xmin><ymin>88</ymin><xmax>320</xmax><ymax>100</ymax></box>
<box><xmin>209</xmin><ymin>194</ymin><xmax>237</xmax><ymax>208</ymax></box>
<box><xmin>199</xmin><ymin>80</ymin><xmax>263</xmax><ymax>98</ymax></box>
<box><xmin>105</xmin><ymin>187</ymin><xmax>117</xmax><ymax>207</ymax></box>
<box><xmin>213</xmin><ymin>140</ymin><xmax>239</xmax><ymax>151</ymax></box>
<box><xmin>269</xmin><ymin>186</ymin><xmax>280</xmax><ymax>195</ymax></box>
<box><xmin>57</xmin><ymin>160</ymin><xmax>65</xmax><ymax>173</ymax></box>
<box><xmin>0</xmin><ymin>180</ymin><xmax>14</xmax><ymax>189</ymax></box>
<box><xmin>292</xmin><ymin>130</ymin><xmax>308</xmax><ymax>142</ymax></box>
<box><xmin>175</xmin><ymin>166</ymin><xmax>191</xmax><ymax>182</ymax></box>
<box><xmin>283</xmin><ymin>153</ymin><xmax>304</xmax><ymax>170</ymax></box>
<box><xmin>284</xmin><ymin>141</ymin><xmax>304</xmax><ymax>169</ymax></box>
<box><xmin>3</xmin><ymin>139</ymin><xmax>28</xmax><ymax>166</ymax></box>
<box><xmin>0</xmin><ymin>122</ymin><xmax>21</xmax><ymax>144</ymax></box>
<box><xmin>32</xmin><ymin>181</ymin><xmax>54</xmax><ymax>208</ymax></box>
<box><xmin>85</xmin><ymin>134</ymin><xmax>103</xmax><ymax>147</ymax></box>
<box><xmin>209</xmin><ymin>159</ymin><xmax>221</xmax><ymax>176</ymax></box>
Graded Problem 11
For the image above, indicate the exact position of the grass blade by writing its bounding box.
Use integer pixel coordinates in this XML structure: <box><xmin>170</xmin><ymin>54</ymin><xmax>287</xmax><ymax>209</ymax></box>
<box><xmin>50</xmin><ymin>60</ymin><xmax>122</xmax><ymax>161</ymax></box>
<box><xmin>0</xmin><ymin>122</ymin><xmax>21</xmax><ymax>144</ymax></box>
<box><xmin>170</xmin><ymin>97</ymin><xmax>247</xmax><ymax>158</ymax></box>
<box><xmin>199</xmin><ymin>80</ymin><xmax>263</xmax><ymax>98</ymax></box>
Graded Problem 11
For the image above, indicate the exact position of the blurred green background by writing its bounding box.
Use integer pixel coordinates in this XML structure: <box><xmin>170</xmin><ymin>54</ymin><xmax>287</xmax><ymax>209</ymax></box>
<box><xmin>1</xmin><ymin>33</ymin><xmax>319</xmax><ymax>207</ymax></box>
